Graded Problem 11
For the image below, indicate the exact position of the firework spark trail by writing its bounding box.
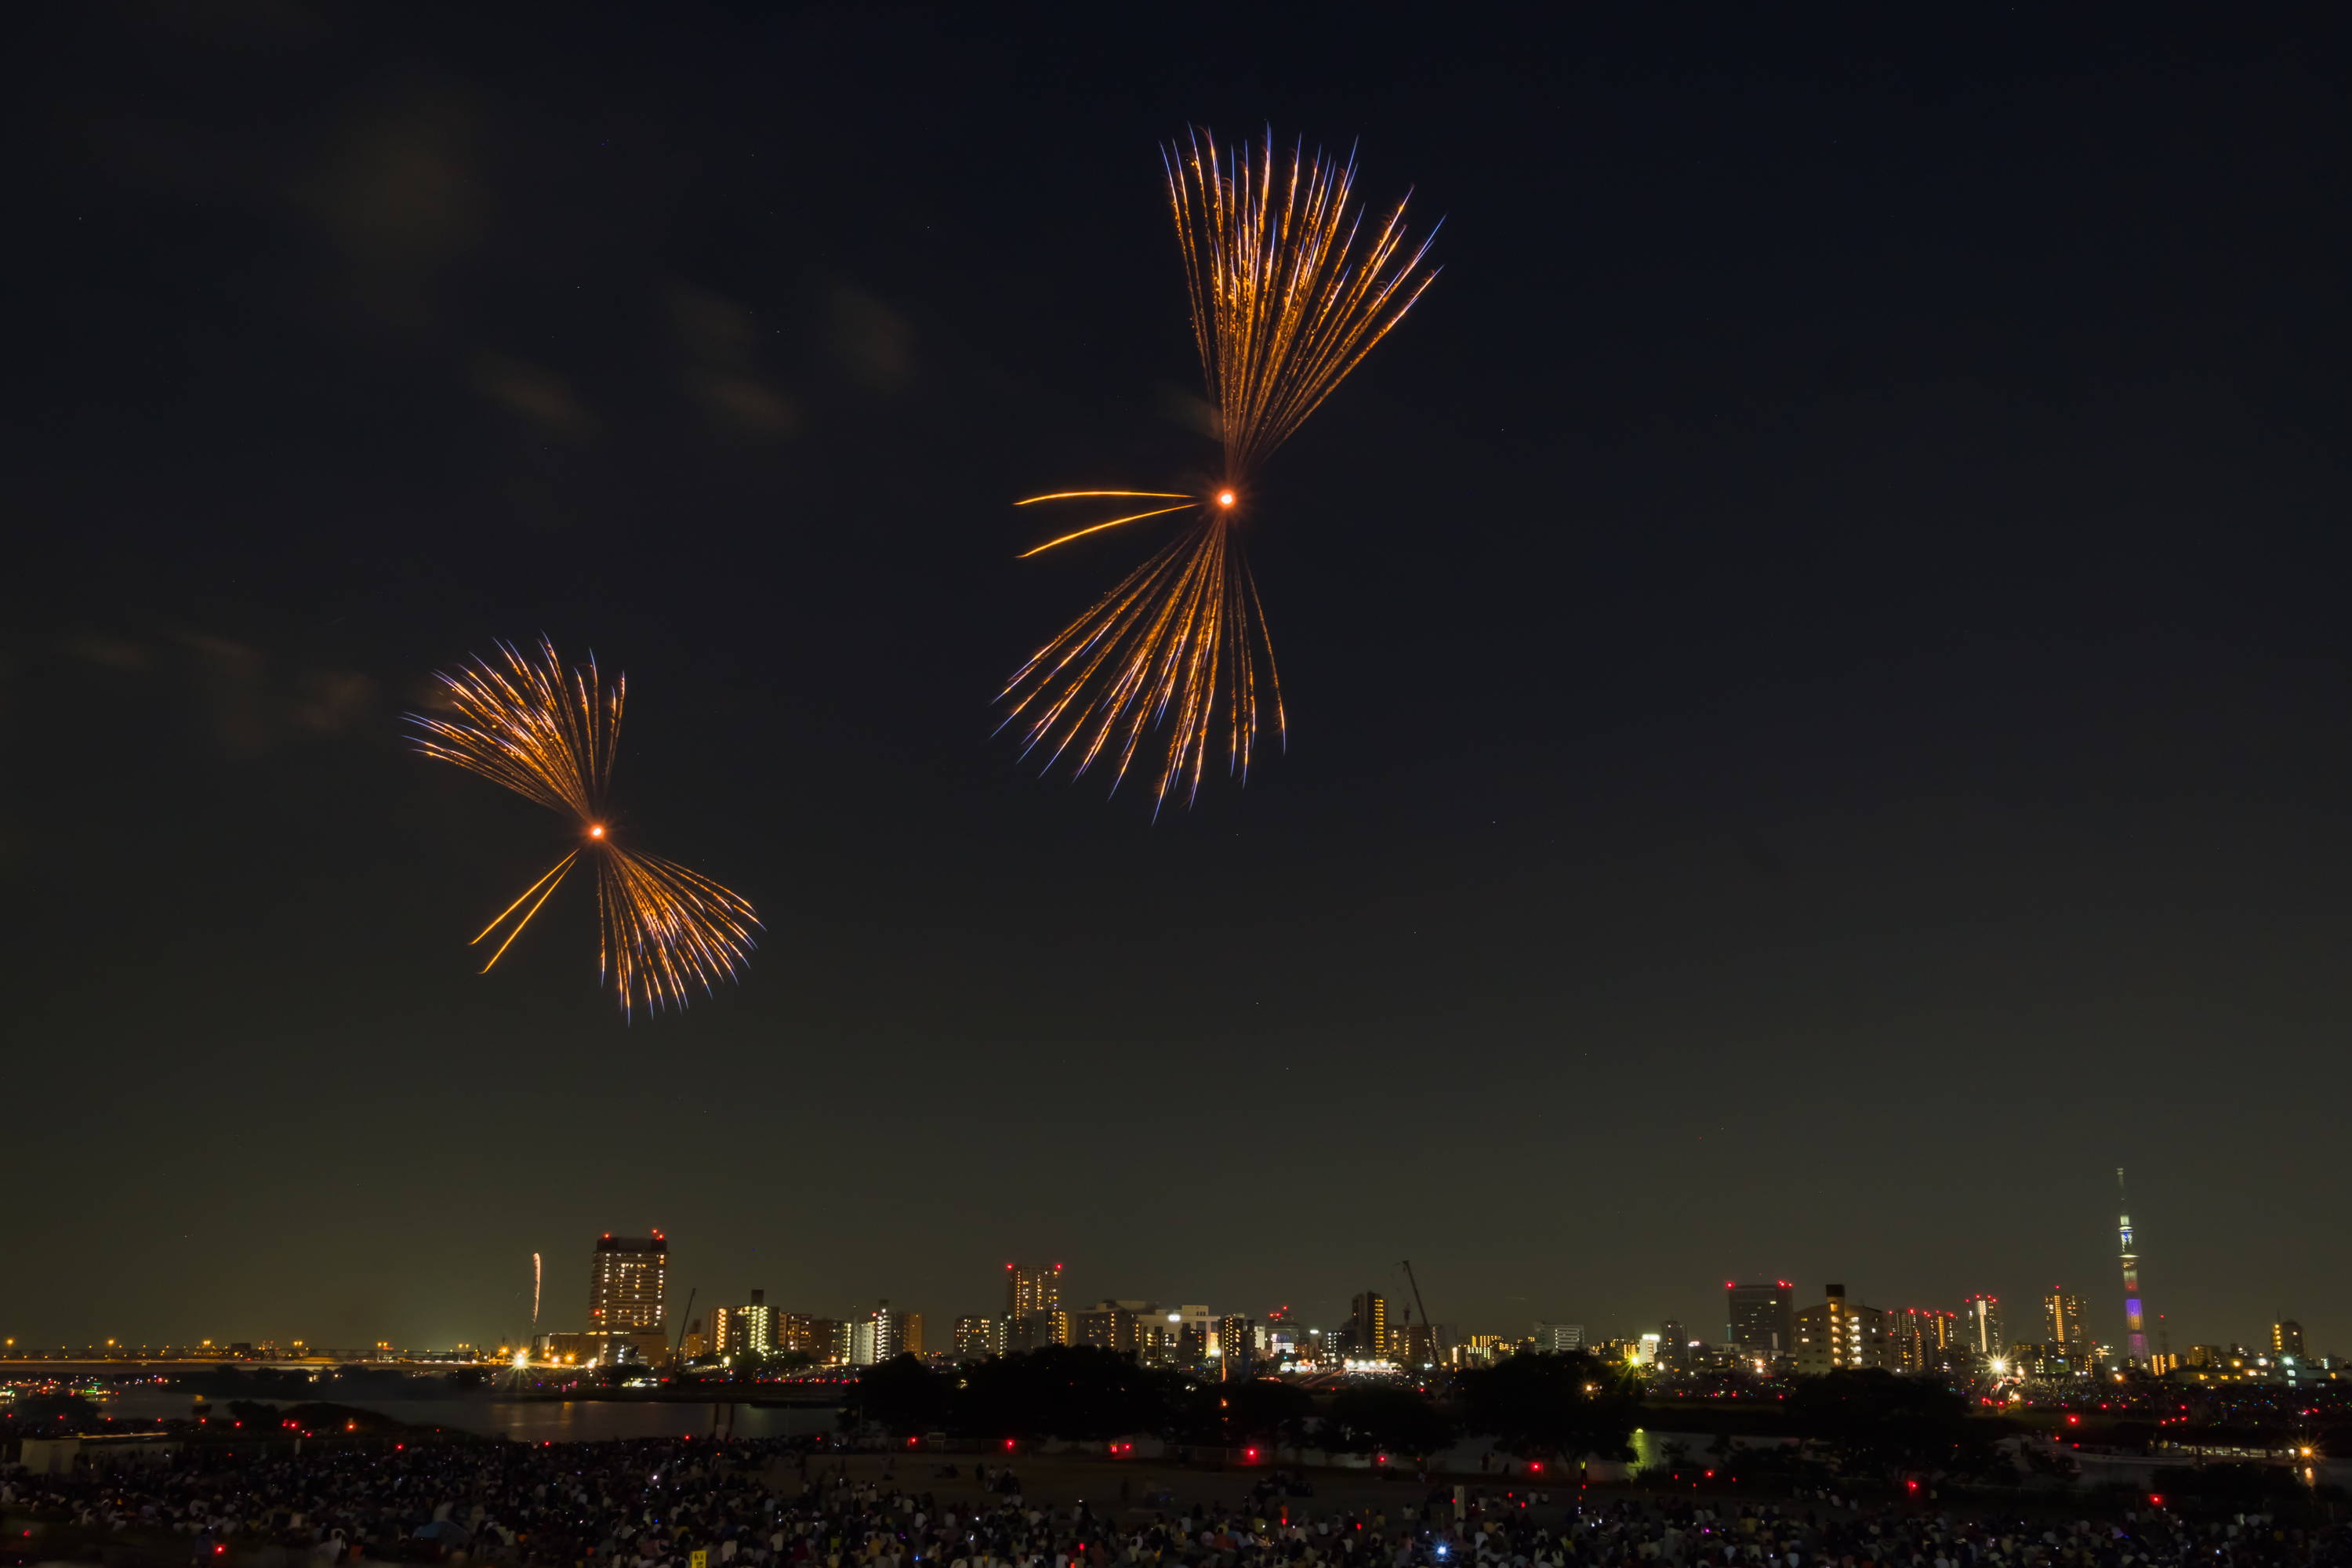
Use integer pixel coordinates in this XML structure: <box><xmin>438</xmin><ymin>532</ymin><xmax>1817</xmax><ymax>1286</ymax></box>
<box><xmin>1002</xmin><ymin>127</ymin><xmax>1437</xmax><ymax>811</ymax></box>
<box><xmin>410</xmin><ymin>638</ymin><xmax>758</xmax><ymax>1018</ymax></box>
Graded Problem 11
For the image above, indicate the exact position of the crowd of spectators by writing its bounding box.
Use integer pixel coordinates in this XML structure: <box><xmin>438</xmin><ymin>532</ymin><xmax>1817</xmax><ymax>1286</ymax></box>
<box><xmin>5</xmin><ymin>1437</ymin><xmax>2349</xmax><ymax>1568</ymax></box>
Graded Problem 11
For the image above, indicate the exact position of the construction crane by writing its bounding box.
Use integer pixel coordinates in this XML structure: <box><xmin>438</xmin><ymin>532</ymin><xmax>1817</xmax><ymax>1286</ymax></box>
<box><xmin>1399</xmin><ymin>1259</ymin><xmax>1436</xmax><ymax>1365</ymax></box>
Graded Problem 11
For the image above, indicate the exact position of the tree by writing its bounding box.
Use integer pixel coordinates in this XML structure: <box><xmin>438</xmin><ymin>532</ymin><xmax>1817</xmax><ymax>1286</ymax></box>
<box><xmin>853</xmin><ymin>1353</ymin><xmax>953</xmax><ymax>1437</ymax></box>
<box><xmin>1328</xmin><ymin>1386</ymin><xmax>1457</xmax><ymax>1463</ymax></box>
<box><xmin>1222</xmin><ymin>1377</ymin><xmax>1316</xmax><ymax>1450</ymax></box>
<box><xmin>1785</xmin><ymin>1370</ymin><xmax>1998</xmax><ymax>1482</ymax></box>
<box><xmin>952</xmin><ymin>1345</ymin><xmax>1173</xmax><ymax>1441</ymax></box>
<box><xmin>1457</xmin><ymin>1352</ymin><xmax>1638</xmax><ymax>1466</ymax></box>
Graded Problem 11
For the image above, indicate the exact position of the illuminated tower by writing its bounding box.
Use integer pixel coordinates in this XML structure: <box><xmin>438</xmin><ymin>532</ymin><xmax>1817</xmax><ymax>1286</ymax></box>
<box><xmin>2117</xmin><ymin>1167</ymin><xmax>2147</xmax><ymax>1364</ymax></box>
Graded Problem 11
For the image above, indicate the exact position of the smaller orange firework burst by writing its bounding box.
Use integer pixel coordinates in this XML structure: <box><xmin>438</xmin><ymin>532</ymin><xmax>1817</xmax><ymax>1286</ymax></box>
<box><xmin>411</xmin><ymin>638</ymin><xmax>758</xmax><ymax>1018</ymax></box>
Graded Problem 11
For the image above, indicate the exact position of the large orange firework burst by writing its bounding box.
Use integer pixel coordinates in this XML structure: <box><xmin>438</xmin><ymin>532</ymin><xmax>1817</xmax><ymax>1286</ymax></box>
<box><xmin>410</xmin><ymin>639</ymin><xmax>759</xmax><ymax>1018</ymax></box>
<box><xmin>1000</xmin><ymin>128</ymin><xmax>1440</xmax><ymax>811</ymax></box>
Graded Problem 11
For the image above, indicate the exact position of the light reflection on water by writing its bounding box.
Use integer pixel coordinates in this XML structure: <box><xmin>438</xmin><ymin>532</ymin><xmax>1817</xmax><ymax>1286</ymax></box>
<box><xmin>100</xmin><ymin>1391</ymin><xmax>838</xmax><ymax>1443</ymax></box>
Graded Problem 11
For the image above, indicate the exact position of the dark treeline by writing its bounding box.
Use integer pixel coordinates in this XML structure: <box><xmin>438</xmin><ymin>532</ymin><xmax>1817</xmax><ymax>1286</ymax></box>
<box><xmin>854</xmin><ymin>1352</ymin><xmax>2180</xmax><ymax>1490</ymax></box>
<box><xmin>850</xmin><ymin>1345</ymin><xmax>1650</xmax><ymax>1464</ymax></box>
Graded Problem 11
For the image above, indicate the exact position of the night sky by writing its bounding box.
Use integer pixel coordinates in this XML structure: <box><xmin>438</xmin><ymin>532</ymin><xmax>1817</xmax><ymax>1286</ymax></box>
<box><xmin>9</xmin><ymin>7</ymin><xmax>2348</xmax><ymax>1358</ymax></box>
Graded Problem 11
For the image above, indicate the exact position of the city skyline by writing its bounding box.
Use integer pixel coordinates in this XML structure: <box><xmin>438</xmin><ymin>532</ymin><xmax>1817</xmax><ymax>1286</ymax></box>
<box><xmin>10</xmin><ymin>1181</ymin><xmax>2329</xmax><ymax>1364</ymax></box>
<box><xmin>9</xmin><ymin>8</ymin><xmax>2346</xmax><ymax>1357</ymax></box>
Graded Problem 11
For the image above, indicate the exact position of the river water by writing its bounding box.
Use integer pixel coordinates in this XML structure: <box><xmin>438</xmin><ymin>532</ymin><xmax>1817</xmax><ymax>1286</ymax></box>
<box><xmin>100</xmin><ymin>1390</ymin><xmax>838</xmax><ymax>1443</ymax></box>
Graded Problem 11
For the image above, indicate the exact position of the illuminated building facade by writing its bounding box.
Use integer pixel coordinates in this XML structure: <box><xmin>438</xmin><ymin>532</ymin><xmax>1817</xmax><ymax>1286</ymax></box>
<box><xmin>1346</xmin><ymin>1291</ymin><xmax>1391</xmax><ymax>1359</ymax></box>
<box><xmin>710</xmin><ymin>1290</ymin><xmax>772</xmax><ymax>1359</ymax></box>
<box><xmin>589</xmin><ymin>1233</ymin><xmax>668</xmax><ymax>1333</ymax></box>
<box><xmin>1007</xmin><ymin>1263</ymin><xmax>1062</xmax><ymax>1318</ymax></box>
<box><xmin>850</xmin><ymin>1301</ymin><xmax>906</xmax><ymax>1365</ymax></box>
<box><xmin>1534</xmin><ymin>1322</ymin><xmax>1584</xmax><ymax>1352</ymax></box>
<box><xmin>1217</xmin><ymin>1314</ymin><xmax>1259</xmax><ymax>1370</ymax></box>
<box><xmin>1073</xmin><ymin>1300</ymin><xmax>1147</xmax><ymax>1353</ymax></box>
<box><xmin>1961</xmin><ymin>1294</ymin><xmax>2004</xmax><ymax>1358</ymax></box>
<box><xmin>2044</xmin><ymin>1289</ymin><xmax>2088</xmax><ymax>1352</ymax></box>
<box><xmin>1007</xmin><ymin>1308</ymin><xmax>1068</xmax><ymax>1351</ymax></box>
<box><xmin>776</xmin><ymin>1315</ymin><xmax>824</xmax><ymax>1359</ymax></box>
<box><xmin>1006</xmin><ymin>1263</ymin><xmax>1066</xmax><ymax>1348</ymax></box>
<box><xmin>1726</xmin><ymin>1281</ymin><xmax>1795</xmax><ymax>1363</ymax></box>
<box><xmin>2274</xmin><ymin>1319</ymin><xmax>2305</xmax><ymax>1358</ymax></box>
<box><xmin>1893</xmin><ymin>1308</ymin><xmax>1961</xmax><ymax>1371</ymax></box>
<box><xmin>2009</xmin><ymin>1342</ymin><xmax>2082</xmax><ymax>1379</ymax></box>
<box><xmin>954</xmin><ymin>1315</ymin><xmax>1006</xmax><ymax>1359</ymax></box>
<box><xmin>1792</xmin><ymin>1283</ymin><xmax>1890</xmax><ymax>1373</ymax></box>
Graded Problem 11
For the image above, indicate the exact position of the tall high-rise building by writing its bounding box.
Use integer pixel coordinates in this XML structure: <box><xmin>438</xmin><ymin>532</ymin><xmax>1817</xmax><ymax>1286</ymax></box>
<box><xmin>902</xmin><ymin>1312</ymin><xmax>924</xmax><ymax>1356</ymax></box>
<box><xmin>1660</xmin><ymin>1319</ymin><xmax>1690</xmax><ymax>1370</ymax></box>
<box><xmin>2273</xmin><ymin>1319</ymin><xmax>2305</xmax><ymax>1359</ymax></box>
<box><xmin>1216</xmin><ymin>1315</ymin><xmax>1259</xmax><ymax>1371</ymax></box>
<box><xmin>1726</xmin><ymin>1281</ymin><xmax>1795</xmax><ymax>1363</ymax></box>
<box><xmin>2117</xmin><ymin>1168</ymin><xmax>2148</xmax><ymax>1363</ymax></box>
<box><xmin>1792</xmin><ymin>1283</ymin><xmax>1890</xmax><ymax>1373</ymax></box>
<box><xmin>2044</xmin><ymin>1289</ymin><xmax>2088</xmax><ymax>1352</ymax></box>
<box><xmin>1006</xmin><ymin>1263</ymin><xmax>1066</xmax><ymax>1348</ymax></box>
<box><xmin>851</xmin><ymin>1300</ymin><xmax>906</xmax><ymax>1366</ymax></box>
<box><xmin>1346</xmin><ymin>1291</ymin><xmax>1390</xmax><ymax>1359</ymax></box>
<box><xmin>1960</xmin><ymin>1295</ymin><xmax>2005</xmax><ymax>1359</ymax></box>
<box><xmin>1007</xmin><ymin>1263</ymin><xmax>1062</xmax><ymax>1317</ymax></box>
<box><xmin>589</xmin><ymin>1233</ymin><xmax>668</xmax><ymax>1332</ymax></box>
